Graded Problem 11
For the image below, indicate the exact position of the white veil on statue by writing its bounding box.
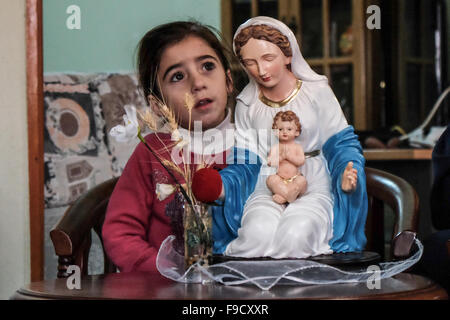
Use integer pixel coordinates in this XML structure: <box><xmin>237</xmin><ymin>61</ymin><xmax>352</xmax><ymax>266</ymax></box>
<box><xmin>233</xmin><ymin>16</ymin><xmax>328</xmax><ymax>105</ymax></box>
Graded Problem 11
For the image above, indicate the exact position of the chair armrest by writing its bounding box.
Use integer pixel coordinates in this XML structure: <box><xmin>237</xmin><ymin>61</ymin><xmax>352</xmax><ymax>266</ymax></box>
<box><xmin>50</xmin><ymin>177</ymin><xmax>119</xmax><ymax>257</ymax></box>
<box><xmin>365</xmin><ymin>167</ymin><xmax>419</xmax><ymax>235</ymax></box>
<box><xmin>391</xmin><ymin>230</ymin><xmax>417</xmax><ymax>260</ymax></box>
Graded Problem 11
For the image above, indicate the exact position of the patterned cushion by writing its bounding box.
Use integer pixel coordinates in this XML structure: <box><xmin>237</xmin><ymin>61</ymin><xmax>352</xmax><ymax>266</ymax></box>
<box><xmin>43</xmin><ymin>73</ymin><xmax>146</xmax><ymax>208</ymax></box>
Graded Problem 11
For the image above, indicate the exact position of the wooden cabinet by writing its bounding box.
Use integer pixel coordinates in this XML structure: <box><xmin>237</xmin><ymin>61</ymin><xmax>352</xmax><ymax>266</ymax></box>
<box><xmin>221</xmin><ymin>0</ymin><xmax>369</xmax><ymax>130</ymax></box>
<box><xmin>394</xmin><ymin>0</ymin><xmax>444</xmax><ymax>132</ymax></box>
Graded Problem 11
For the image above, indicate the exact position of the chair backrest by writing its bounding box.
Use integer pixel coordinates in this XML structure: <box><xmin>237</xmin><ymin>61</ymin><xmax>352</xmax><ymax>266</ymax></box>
<box><xmin>50</xmin><ymin>177</ymin><xmax>119</xmax><ymax>278</ymax></box>
<box><xmin>50</xmin><ymin>167</ymin><xmax>419</xmax><ymax>277</ymax></box>
<box><xmin>364</xmin><ymin>167</ymin><xmax>419</xmax><ymax>260</ymax></box>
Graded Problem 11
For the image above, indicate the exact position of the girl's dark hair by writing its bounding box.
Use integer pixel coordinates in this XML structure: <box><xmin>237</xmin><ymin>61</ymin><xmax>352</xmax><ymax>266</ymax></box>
<box><xmin>137</xmin><ymin>21</ymin><xmax>232</xmax><ymax>104</ymax></box>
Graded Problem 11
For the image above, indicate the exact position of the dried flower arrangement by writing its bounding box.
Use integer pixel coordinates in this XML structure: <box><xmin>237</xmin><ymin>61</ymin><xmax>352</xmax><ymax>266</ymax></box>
<box><xmin>110</xmin><ymin>93</ymin><xmax>214</xmax><ymax>268</ymax></box>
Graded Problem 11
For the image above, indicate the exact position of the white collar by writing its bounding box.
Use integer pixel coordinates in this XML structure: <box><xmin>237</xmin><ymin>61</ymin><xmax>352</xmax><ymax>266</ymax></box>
<box><xmin>177</xmin><ymin>109</ymin><xmax>235</xmax><ymax>155</ymax></box>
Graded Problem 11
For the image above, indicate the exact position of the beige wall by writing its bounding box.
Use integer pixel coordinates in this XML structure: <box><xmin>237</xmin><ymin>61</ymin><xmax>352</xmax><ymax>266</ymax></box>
<box><xmin>0</xmin><ymin>0</ymin><xmax>30</xmax><ymax>299</ymax></box>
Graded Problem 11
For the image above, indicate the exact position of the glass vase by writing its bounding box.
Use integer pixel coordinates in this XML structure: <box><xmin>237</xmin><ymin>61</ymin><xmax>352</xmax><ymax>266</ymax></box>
<box><xmin>183</xmin><ymin>202</ymin><xmax>212</xmax><ymax>269</ymax></box>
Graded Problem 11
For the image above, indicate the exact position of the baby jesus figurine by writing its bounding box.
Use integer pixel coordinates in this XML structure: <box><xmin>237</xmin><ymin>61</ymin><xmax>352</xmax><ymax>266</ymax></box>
<box><xmin>266</xmin><ymin>111</ymin><xmax>307</xmax><ymax>204</ymax></box>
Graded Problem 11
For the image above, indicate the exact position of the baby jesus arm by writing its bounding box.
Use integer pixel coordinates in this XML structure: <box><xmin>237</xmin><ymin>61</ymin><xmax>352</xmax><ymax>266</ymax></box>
<box><xmin>284</xmin><ymin>143</ymin><xmax>305</xmax><ymax>167</ymax></box>
<box><xmin>267</xmin><ymin>144</ymin><xmax>280</xmax><ymax>167</ymax></box>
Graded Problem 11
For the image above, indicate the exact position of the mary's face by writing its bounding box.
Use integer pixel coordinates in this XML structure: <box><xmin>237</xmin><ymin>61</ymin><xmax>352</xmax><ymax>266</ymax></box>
<box><xmin>239</xmin><ymin>37</ymin><xmax>292</xmax><ymax>90</ymax></box>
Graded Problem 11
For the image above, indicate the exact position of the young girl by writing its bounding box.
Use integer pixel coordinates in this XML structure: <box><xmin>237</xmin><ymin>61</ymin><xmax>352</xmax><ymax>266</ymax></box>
<box><xmin>102</xmin><ymin>21</ymin><xmax>260</xmax><ymax>273</ymax></box>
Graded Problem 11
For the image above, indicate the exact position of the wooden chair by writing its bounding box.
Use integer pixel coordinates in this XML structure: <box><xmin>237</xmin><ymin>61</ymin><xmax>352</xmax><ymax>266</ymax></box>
<box><xmin>50</xmin><ymin>167</ymin><xmax>419</xmax><ymax>278</ymax></box>
<box><xmin>364</xmin><ymin>167</ymin><xmax>419</xmax><ymax>260</ymax></box>
<box><xmin>50</xmin><ymin>177</ymin><xmax>119</xmax><ymax>278</ymax></box>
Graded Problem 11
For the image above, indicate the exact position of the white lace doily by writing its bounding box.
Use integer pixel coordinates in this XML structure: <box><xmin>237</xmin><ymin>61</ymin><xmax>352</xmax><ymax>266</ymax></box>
<box><xmin>156</xmin><ymin>235</ymin><xmax>423</xmax><ymax>290</ymax></box>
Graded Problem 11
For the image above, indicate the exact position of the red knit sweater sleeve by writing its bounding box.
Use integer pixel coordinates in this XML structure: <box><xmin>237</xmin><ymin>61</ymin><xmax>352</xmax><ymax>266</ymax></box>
<box><xmin>102</xmin><ymin>137</ymin><xmax>157</xmax><ymax>273</ymax></box>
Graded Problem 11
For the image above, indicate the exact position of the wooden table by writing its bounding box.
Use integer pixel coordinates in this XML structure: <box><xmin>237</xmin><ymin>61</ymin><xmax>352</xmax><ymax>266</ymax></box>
<box><xmin>11</xmin><ymin>271</ymin><xmax>447</xmax><ymax>300</ymax></box>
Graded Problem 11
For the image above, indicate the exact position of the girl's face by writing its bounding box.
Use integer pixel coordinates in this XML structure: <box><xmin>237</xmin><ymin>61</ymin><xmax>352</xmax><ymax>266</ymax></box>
<box><xmin>239</xmin><ymin>37</ymin><xmax>292</xmax><ymax>90</ymax></box>
<box><xmin>155</xmin><ymin>35</ymin><xmax>232</xmax><ymax>131</ymax></box>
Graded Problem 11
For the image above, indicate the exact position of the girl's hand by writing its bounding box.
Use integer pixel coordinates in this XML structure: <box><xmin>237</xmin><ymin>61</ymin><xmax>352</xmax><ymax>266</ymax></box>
<box><xmin>341</xmin><ymin>161</ymin><xmax>358</xmax><ymax>193</ymax></box>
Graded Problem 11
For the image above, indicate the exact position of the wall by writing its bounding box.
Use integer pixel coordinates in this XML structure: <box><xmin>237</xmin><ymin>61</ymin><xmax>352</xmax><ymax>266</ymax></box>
<box><xmin>43</xmin><ymin>0</ymin><xmax>221</xmax><ymax>73</ymax></box>
<box><xmin>0</xmin><ymin>0</ymin><xmax>30</xmax><ymax>299</ymax></box>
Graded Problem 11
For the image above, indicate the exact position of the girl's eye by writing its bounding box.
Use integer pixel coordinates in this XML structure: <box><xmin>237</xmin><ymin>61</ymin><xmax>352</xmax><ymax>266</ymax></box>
<box><xmin>203</xmin><ymin>61</ymin><xmax>216</xmax><ymax>71</ymax></box>
<box><xmin>243</xmin><ymin>60</ymin><xmax>255</xmax><ymax>67</ymax></box>
<box><xmin>170</xmin><ymin>72</ymin><xmax>184</xmax><ymax>82</ymax></box>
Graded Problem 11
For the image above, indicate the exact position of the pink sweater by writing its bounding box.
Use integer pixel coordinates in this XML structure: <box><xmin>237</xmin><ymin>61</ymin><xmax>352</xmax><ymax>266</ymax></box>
<box><xmin>102</xmin><ymin>132</ymin><xmax>228</xmax><ymax>273</ymax></box>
